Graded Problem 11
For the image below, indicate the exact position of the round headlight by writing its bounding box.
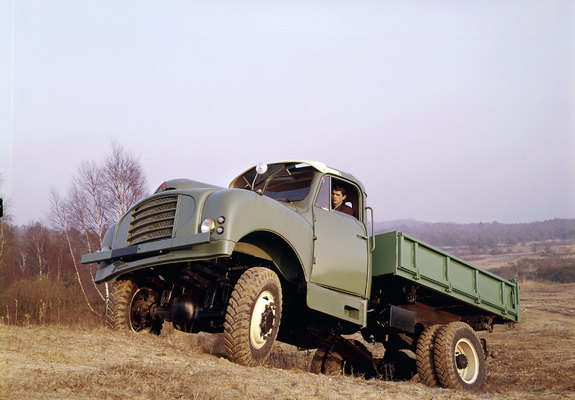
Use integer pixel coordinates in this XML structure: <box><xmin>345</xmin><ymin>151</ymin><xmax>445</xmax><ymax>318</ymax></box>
<box><xmin>200</xmin><ymin>218</ymin><xmax>216</xmax><ymax>233</ymax></box>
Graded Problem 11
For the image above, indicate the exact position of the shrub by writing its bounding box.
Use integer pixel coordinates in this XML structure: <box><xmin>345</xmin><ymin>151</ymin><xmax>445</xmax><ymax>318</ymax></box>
<box><xmin>491</xmin><ymin>257</ymin><xmax>575</xmax><ymax>283</ymax></box>
<box><xmin>0</xmin><ymin>275</ymin><xmax>103</xmax><ymax>326</ymax></box>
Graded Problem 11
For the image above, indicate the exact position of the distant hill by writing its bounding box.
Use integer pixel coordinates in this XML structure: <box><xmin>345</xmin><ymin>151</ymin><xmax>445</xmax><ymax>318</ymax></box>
<box><xmin>375</xmin><ymin>218</ymin><xmax>575</xmax><ymax>248</ymax></box>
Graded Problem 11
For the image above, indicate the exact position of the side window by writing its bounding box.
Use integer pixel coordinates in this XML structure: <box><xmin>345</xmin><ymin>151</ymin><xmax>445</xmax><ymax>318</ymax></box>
<box><xmin>315</xmin><ymin>176</ymin><xmax>360</xmax><ymax>220</ymax></box>
<box><xmin>315</xmin><ymin>177</ymin><xmax>330</xmax><ymax>210</ymax></box>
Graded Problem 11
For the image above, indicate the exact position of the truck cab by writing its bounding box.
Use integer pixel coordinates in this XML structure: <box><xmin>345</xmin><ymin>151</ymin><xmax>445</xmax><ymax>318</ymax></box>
<box><xmin>229</xmin><ymin>161</ymin><xmax>373</xmax><ymax>326</ymax></box>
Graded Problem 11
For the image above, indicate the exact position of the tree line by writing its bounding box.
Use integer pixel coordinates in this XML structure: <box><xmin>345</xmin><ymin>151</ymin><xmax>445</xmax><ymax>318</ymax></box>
<box><xmin>0</xmin><ymin>142</ymin><xmax>147</xmax><ymax>326</ymax></box>
<box><xmin>377</xmin><ymin>219</ymin><xmax>575</xmax><ymax>283</ymax></box>
<box><xmin>375</xmin><ymin>219</ymin><xmax>575</xmax><ymax>249</ymax></box>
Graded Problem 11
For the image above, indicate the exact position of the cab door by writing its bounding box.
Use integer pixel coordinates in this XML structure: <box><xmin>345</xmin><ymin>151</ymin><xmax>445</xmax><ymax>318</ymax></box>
<box><xmin>310</xmin><ymin>176</ymin><xmax>369</xmax><ymax>297</ymax></box>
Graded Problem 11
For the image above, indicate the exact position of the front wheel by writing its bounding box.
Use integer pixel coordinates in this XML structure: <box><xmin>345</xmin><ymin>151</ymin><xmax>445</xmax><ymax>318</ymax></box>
<box><xmin>223</xmin><ymin>267</ymin><xmax>282</xmax><ymax>367</ymax></box>
<box><xmin>433</xmin><ymin>322</ymin><xmax>486</xmax><ymax>391</ymax></box>
<box><xmin>106</xmin><ymin>279</ymin><xmax>162</xmax><ymax>335</ymax></box>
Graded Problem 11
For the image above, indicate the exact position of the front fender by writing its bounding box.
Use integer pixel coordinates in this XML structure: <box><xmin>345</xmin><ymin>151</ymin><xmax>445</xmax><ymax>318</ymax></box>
<box><xmin>201</xmin><ymin>189</ymin><xmax>314</xmax><ymax>281</ymax></box>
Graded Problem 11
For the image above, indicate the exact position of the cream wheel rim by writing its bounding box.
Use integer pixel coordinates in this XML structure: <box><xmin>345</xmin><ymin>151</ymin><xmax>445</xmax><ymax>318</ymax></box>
<box><xmin>455</xmin><ymin>338</ymin><xmax>480</xmax><ymax>384</ymax></box>
<box><xmin>250</xmin><ymin>290</ymin><xmax>276</xmax><ymax>349</ymax></box>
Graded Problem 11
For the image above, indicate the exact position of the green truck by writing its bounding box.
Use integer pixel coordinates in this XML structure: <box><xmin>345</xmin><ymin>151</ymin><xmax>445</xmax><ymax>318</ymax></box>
<box><xmin>82</xmin><ymin>161</ymin><xmax>519</xmax><ymax>391</ymax></box>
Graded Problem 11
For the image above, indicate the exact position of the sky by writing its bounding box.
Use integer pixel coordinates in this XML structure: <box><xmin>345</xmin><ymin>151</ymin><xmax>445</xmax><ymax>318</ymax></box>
<box><xmin>1</xmin><ymin>0</ymin><xmax>574</xmax><ymax>226</ymax></box>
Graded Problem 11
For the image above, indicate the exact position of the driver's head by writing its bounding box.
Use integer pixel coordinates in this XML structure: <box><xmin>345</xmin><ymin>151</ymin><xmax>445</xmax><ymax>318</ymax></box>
<box><xmin>331</xmin><ymin>186</ymin><xmax>347</xmax><ymax>208</ymax></box>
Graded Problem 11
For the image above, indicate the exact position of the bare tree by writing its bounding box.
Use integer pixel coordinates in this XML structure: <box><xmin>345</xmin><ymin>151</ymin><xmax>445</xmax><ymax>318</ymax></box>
<box><xmin>0</xmin><ymin>216</ymin><xmax>8</xmax><ymax>273</ymax></box>
<box><xmin>0</xmin><ymin>221</ymin><xmax>7</xmax><ymax>267</ymax></box>
<box><xmin>73</xmin><ymin>161</ymin><xmax>110</xmax><ymax>248</ymax></box>
<box><xmin>48</xmin><ymin>142</ymin><xmax>149</xmax><ymax>318</ymax></box>
<box><xmin>102</xmin><ymin>141</ymin><xmax>148</xmax><ymax>219</ymax></box>
<box><xmin>0</xmin><ymin>175</ymin><xmax>9</xmax><ymax>269</ymax></box>
<box><xmin>49</xmin><ymin>189</ymin><xmax>101</xmax><ymax>317</ymax></box>
<box><xmin>0</xmin><ymin>176</ymin><xmax>17</xmax><ymax>289</ymax></box>
<box><xmin>66</xmin><ymin>184</ymin><xmax>107</xmax><ymax>304</ymax></box>
<box><xmin>23</xmin><ymin>222</ymin><xmax>51</xmax><ymax>277</ymax></box>
<box><xmin>15</xmin><ymin>250</ymin><xmax>27</xmax><ymax>275</ymax></box>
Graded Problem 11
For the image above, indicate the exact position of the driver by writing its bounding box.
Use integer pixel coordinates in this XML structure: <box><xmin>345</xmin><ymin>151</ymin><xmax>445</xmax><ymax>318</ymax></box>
<box><xmin>331</xmin><ymin>186</ymin><xmax>354</xmax><ymax>216</ymax></box>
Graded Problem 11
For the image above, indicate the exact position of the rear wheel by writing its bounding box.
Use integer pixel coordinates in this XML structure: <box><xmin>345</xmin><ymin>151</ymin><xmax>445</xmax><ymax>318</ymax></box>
<box><xmin>378</xmin><ymin>350</ymin><xmax>417</xmax><ymax>381</ymax></box>
<box><xmin>224</xmin><ymin>267</ymin><xmax>282</xmax><ymax>367</ymax></box>
<box><xmin>434</xmin><ymin>322</ymin><xmax>485</xmax><ymax>390</ymax></box>
<box><xmin>311</xmin><ymin>340</ymin><xmax>372</xmax><ymax>377</ymax></box>
<box><xmin>323</xmin><ymin>350</ymin><xmax>346</xmax><ymax>375</ymax></box>
<box><xmin>106</xmin><ymin>279</ymin><xmax>162</xmax><ymax>334</ymax></box>
<box><xmin>310</xmin><ymin>348</ymin><xmax>328</xmax><ymax>374</ymax></box>
<box><xmin>416</xmin><ymin>324</ymin><xmax>442</xmax><ymax>387</ymax></box>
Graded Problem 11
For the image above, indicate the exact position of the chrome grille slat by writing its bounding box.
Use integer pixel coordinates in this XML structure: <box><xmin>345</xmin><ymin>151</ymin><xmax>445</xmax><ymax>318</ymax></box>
<box><xmin>136</xmin><ymin>198</ymin><xmax>177</xmax><ymax>214</ymax></box>
<box><xmin>129</xmin><ymin>217</ymin><xmax>175</xmax><ymax>234</ymax></box>
<box><xmin>130</xmin><ymin>209</ymin><xmax>177</xmax><ymax>227</ymax></box>
<box><xmin>128</xmin><ymin>222</ymin><xmax>175</xmax><ymax>243</ymax></box>
<box><xmin>127</xmin><ymin>195</ymin><xmax>178</xmax><ymax>246</ymax></box>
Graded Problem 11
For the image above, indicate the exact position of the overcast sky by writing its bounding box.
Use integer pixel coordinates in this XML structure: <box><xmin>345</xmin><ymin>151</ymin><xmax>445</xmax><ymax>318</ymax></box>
<box><xmin>1</xmin><ymin>1</ymin><xmax>574</xmax><ymax>226</ymax></box>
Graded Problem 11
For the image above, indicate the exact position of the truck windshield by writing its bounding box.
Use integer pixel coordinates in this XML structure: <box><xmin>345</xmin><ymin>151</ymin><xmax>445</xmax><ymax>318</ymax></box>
<box><xmin>255</xmin><ymin>170</ymin><xmax>314</xmax><ymax>202</ymax></box>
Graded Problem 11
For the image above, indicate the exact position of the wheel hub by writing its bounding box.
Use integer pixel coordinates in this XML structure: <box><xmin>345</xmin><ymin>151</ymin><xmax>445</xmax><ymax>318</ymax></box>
<box><xmin>130</xmin><ymin>289</ymin><xmax>156</xmax><ymax>331</ymax></box>
<box><xmin>259</xmin><ymin>304</ymin><xmax>275</xmax><ymax>338</ymax></box>
<box><xmin>456</xmin><ymin>353</ymin><xmax>468</xmax><ymax>369</ymax></box>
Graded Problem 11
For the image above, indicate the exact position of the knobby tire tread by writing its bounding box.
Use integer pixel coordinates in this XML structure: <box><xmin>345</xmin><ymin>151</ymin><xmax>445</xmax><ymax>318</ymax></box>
<box><xmin>310</xmin><ymin>348</ymin><xmax>328</xmax><ymax>374</ymax></box>
<box><xmin>434</xmin><ymin>321</ymin><xmax>485</xmax><ymax>391</ymax></box>
<box><xmin>323</xmin><ymin>350</ymin><xmax>345</xmax><ymax>375</ymax></box>
<box><xmin>223</xmin><ymin>267</ymin><xmax>282</xmax><ymax>367</ymax></box>
<box><xmin>416</xmin><ymin>324</ymin><xmax>442</xmax><ymax>387</ymax></box>
<box><xmin>106</xmin><ymin>280</ymin><xmax>136</xmax><ymax>330</ymax></box>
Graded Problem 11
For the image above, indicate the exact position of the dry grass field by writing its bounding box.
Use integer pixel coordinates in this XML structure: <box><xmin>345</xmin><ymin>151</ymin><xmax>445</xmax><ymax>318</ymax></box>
<box><xmin>1</xmin><ymin>281</ymin><xmax>574</xmax><ymax>400</ymax></box>
<box><xmin>453</xmin><ymin>239</ymin><xmax>575</xmax><ymax>271</ymax></box>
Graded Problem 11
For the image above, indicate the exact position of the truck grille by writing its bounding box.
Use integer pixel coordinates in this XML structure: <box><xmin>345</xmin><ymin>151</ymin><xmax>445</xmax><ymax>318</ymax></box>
<box><xmin>127</xmin><ymin>195</ymin><xmax>179</xmax><ymax>246</ymax></box>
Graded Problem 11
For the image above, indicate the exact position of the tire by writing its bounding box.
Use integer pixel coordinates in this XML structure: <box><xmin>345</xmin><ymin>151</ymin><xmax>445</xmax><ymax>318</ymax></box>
<box><xmin>310</xmin><ymin>348</ymin><xmax>328</xmax><ymax>374</ymax></box>
<box><xmin>323</xmin><ymin>350</ymin><xmax>345</xmax><ymax>375</ymax></box>
<box><xmin>106</xmin><ymin>279</ymin><xmax>162</xmax><ymax>335</ymax></box>
<box><xmin>377</xmin><ymin>357</ymin><xmax>402</xmax><ymax>381</ymax></box>
<box><xmin>224</xmin><ymin>267</ymin><xmax>282</xmax><ymax>367</ymax></box>
<box><xmin>313</xmin><ymin>340</ymin><xmax>371</xmax><ymax>376</ymax></box>
<box><xmin>434</xmin><ymin>322</ymin><xmax>486</xmax><ymax>391</ymax></box>
<box><xmin>378</xmin><ymin>350</ymin><xmax>417</xmax><ymax>381</ymax></box>
<box><xmin>416</xmin><ymin>324</ymin><xmax>442</xmax><ymax>387</ymax></box>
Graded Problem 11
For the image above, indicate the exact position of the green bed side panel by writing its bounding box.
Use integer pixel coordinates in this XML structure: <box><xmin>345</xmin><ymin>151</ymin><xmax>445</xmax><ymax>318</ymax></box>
<box><xmin>372</xmin><ymin>231</ymin><xmax>520</xmax><ymax>322</ymax></box>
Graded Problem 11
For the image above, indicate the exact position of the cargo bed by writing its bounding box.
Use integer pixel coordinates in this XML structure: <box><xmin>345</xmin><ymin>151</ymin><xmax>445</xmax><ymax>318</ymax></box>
<box><xmin>372</xmin><ymin>231</ymin><xmax>520</xmax><ymax>323</ymax></box>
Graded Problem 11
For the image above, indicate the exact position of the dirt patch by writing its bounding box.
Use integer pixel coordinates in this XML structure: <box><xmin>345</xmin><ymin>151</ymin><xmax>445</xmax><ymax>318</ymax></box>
<box><xmin>1</xmin><ymin>282</ymin><xmax>574</xmax><ymax>400</ymax></box>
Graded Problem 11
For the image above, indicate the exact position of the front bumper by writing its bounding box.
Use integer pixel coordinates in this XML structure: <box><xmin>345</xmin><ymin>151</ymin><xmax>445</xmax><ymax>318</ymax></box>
<box><xmin>81</xmin><ymin>233</ymin><xmax>235</xmax><ymax>283</ymax></box>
